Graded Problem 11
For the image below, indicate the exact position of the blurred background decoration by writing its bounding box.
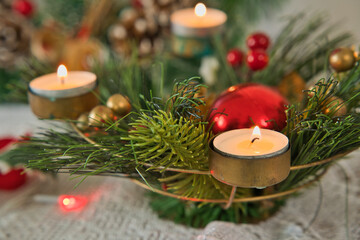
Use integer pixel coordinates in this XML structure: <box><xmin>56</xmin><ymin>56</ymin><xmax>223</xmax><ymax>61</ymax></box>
<box><xmin>0</xmin><ymin>0</ymin><xmax>290</xmax><ymax>102</ymax></box>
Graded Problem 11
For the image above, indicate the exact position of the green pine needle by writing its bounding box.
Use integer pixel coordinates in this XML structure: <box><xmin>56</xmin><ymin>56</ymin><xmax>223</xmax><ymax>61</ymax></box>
<box><xmin>122</xmin><ymin>110</ymin><xmax>210</xmax><ymax>171</ymax></box>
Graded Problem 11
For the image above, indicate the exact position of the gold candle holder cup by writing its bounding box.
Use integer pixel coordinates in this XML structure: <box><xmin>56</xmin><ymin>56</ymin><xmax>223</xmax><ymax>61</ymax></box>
<box><xmin>28</xmin><ymin>85</ymin><xmax>99</xmax><ymax>120</ymax></box>
<box><xmin>209</xmin><ymin>137</ymin><xmax>291</xmax><ymax>188</ymax></box>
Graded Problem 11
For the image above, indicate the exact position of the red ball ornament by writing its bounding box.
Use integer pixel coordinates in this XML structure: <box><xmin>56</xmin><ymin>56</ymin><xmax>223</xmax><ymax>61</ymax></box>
<box><xmin>246</xmin><ymin>50</ymin><xmax>269</xmax><ymax>71</ymax></box>
<box><xmin>246</xmin><ymin>32</ymin><xmax>270</xmax><ymax>50</ymax></box>
<box><xmin>12</xmin><ymin>0</ymin><xmax>34</xmax><ymax>17</ymax></box>
<box><xmin>208</xmin><ymin>83</ymin><xmax>288</xmax><ymax>134</ymax></box>
<box><xmin>226</xmin><ymin>48</ymin><xmax>244</xmax><ymax>67</ymax></box>
<box><xmin>0</xmin><ymin>168</ymin><xmax>27</xmax><ymax>190</ymax></box>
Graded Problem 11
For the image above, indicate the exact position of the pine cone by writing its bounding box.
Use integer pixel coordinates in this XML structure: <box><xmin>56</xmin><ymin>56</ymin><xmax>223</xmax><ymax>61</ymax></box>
<box><xmin>0</xmin><ymin>11</ymin><xmax>31</xmax><ymax>68</ymax></box>
<box><xmin>108</xmin><ymin>0</ymin><xmax>195</xmax><ymax>57</ymax></box>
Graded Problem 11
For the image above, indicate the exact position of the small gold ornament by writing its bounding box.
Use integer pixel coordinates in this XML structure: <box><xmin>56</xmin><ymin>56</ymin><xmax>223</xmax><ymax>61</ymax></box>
<box><xmin>88</xmin><ymin>105</ymin><xmax>114</xmax><ymax>126</ymax></box>
<box><xmin>278</xmin><ymin>72</ymin><xmax>306</xmax><ymax>103</ymax></box>
<box><xmin>329</xmin><ymin>48</ymin><xmax>356</xmax><ymax>72</ymax></box>
<box><xmin>76</xmin><ymin>113</ymin><xmax>89</xmax><ymax>131</ymax></box>
<box><xmin>106</xmin><ymin>94</ymin><xmax>131</xmax><ymax>116</ymax></box>
<box><xmin>323</xmin><ymin>96</ymin><xmax>347</xmax><ymax>117</ymax></box>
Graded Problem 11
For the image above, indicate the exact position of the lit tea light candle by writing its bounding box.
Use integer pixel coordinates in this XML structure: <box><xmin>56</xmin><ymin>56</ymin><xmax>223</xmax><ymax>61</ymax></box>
<box><xmin>57</xmin><ymin>64</ymin><xmax>67</xmax><ymax>84</ymax></box>
<box><xmin>213</xmin><ymin>126</ymin><xmax>289</xmax><ymax>158</ymax></box>
<box><xmin>209</xmin><ymin>127</ymin><xmax>291</xmax><ymax>188</ymax></box>
<box><xmin>28</xmin><ymin>65</ymin><xmax>99</xmax><ymax>119</ymax></box>
<box><xmin>29</xmin><ymin>65</ymin><xmax>97</xmax><ymax>98</ymax></box>
<box><xmin>170</xmin><ymin>3</ymin><xmax>227</xmax><ymax>57</ymax></box>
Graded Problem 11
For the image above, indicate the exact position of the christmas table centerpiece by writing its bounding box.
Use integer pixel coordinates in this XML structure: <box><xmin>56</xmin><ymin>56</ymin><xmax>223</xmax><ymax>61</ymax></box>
<box><xmin>1</xmin><ymin>0</ymin><xmax>360</xmax><ymax>229</ymax></box>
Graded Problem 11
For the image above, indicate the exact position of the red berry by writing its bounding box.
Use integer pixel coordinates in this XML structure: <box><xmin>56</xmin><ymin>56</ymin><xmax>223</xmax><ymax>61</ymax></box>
<box><xmin>246</xmin><ymin>50</ymin><xmax>269</xmax><ymax>71</ymax></box>
<box><xmin>226</xmin><ymin>48</ymin><xmax>244</xmax><ymax>67</ymax></box>
<box><xmin>12</xmin><ymin>0</ymin><xmax>34</xmax><ymax>17</ymax></box>
<box><xmin>0</xmin><ymin>168</ymin><xmax>27</xmax><ymax>190</ymax></box>
<box><xmin>246</xmin><ymin>32</ymin><xmax>270</xmax><ymax>50</ymax></box>
<box><xmin>131</xmin><ymin>0</ymin><xmax>143</xmax><ymax>9</ymax></box>
<box><xmin>161</xmin><ymin>183</ymin><xmax>168</xmax><ymax>191</ymax></box>
<box><xmin>77</xmin><ymin>25</ymin><xmax>91</xmax><ymax>39</ymax></box>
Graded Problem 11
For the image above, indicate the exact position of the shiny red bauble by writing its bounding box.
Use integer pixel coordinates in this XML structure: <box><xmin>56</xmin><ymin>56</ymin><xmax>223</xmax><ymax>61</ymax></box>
<box><xmin>208</xmin><ymin>83</ymin><xmax>288</xmax><ymax>134</ymax></box>
<box><xmin>246</xmin><ymin>32</ymin><xmax>270</xmax><ymax>50</ymax></box>
<box><xmin>12</xmin><ymin>0</ymin><xmax>34</xmax><ymax>17</ymax></box>
<box><xmin>246</xmin><ymin>50</ymin><xmax>269</xmax><ymax>71</ymax></box>
<box><xmin>0</xmin><ymin>168</ymin><xmax>27</xmax><ymax>190</ymax></box>
<box><xmin>226</xmin><ymin>48</ymin><xmax>244</xmax><ymax>67</ymax></box>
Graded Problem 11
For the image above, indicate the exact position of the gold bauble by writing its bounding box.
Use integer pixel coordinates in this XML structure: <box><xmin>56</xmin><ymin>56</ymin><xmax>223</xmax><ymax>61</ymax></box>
<box><xmin>323</xmin><ymin>96</ymin><xmax>347</xmax><ymax>117</ymax></box>
<box><xmin>329</xmin><ymin>48</ymin><xmax>356</xmax><ymax>72</ymax></box>
<box><xmin>306</xmin><ymin>79</ymin><xmax>336</xmax><ymax>98</ymax></box>
<box><xmin>106</xmin><ymin>94</ymin><xmax>131</xmax><ymax>116</ymax></box>
<box><xmin>278</xmin><ymin>72</ymin><xmax>306</xmax><ymax>103</ymax></box>
<box><xmin>88</xmin><ymin>106</ymin><xmax>114</xmax><ymax>126</ymax></box>
<box><xmin>76</xmin><ymin>113</ymin><xmax>89</xmax><ymax>131</ymax></box>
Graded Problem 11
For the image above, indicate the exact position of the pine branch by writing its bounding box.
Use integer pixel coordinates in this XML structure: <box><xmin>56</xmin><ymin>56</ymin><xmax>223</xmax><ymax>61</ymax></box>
<box><xmin>93</xmin><ymin>54</ymin><xmax>146</xmax><ymax>110</ymax></box>
<box><xmin>140</xmin><ymin>77</ymin><xmax>207</xmax><ymax>120</ymax></box>
<box><xmin>11</xmin><ymin>125</ymin><xmax>138</xmax><ymax>178</ymax></box>
<box><xmin>1</xmin><ymin>57</ymin><xmax>54</xmax><ymax>102</ymax></box>
<box><xmin>280</xmin><ymin>70</ymin><xmax>360</xmax><ymax>190</ymax></box>
<box><xmin>253</xmin><ymin>13</ymin><xmax>352</xmax><ymax>86</ymax></box>
<box><xmin>122</xmin><ymin>110</ymin><xmax>210</xmax><ymax>171</ymax></box>
<box><xmin>149</xmin><ymin>191</ymin><xmax>285</xmax><ymax>228</ymax></box>
<box><xmin>159</xmin><ymin>173</ymin><xmax>249</xmax><ymax>200</ymax></box>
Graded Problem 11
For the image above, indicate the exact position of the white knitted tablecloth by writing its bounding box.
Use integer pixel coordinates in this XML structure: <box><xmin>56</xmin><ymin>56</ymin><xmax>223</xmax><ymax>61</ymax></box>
<box><xmin>0</xmin><ymin>104</ymin><xmax>359</xmax><ymax>240</ymax></box>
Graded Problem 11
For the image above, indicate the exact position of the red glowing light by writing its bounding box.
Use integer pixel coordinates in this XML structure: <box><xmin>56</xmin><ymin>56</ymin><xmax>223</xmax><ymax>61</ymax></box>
<box><xmin>58</xmin><ymin>195</ymin><xmax>88</xmax><ymax>211</ymax></box>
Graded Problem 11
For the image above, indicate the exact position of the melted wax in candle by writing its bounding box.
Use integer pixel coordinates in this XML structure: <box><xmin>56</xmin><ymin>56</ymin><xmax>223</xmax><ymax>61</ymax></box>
<box><xmin>237</xmin><ymin>139</ymin><xmax>274</xmax><ymax>155</ymax></box>
<box><xmin>46</xmin><ymin>83</ymin><xmax>80</xmax><ymax>90</ymax></box>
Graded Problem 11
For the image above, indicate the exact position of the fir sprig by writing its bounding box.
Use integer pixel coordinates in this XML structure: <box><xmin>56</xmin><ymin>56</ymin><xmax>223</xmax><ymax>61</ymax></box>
<box><xmin>7</xmin><ymin>125</ymin><xmax>139</xmax><ymax>180</ymax></box>
<box><xmin>1</xmin><ymin>57</ymin><xmax>54</xmax><ymax>102</ymax></box>
<box><xmin>253</xmin><ymin>13</ymin><xmax>352</xmax><ymax>86</ymax></box>
<box><xmin>281</xmin><ymin>72</ymin><xmax>360</xmax><ymax>190</ymax></box>
<box><xmin>141</xmin><ymin>77</ymin><xmax>207</xmax><ymax>120</ymax></box>
<box><xmin>159</xmin><ymin>173</ymin><xmax>249</xmax><ymax>200</ymax></box>
<box><xmin>122</xmin><ymin>110</ymin><xmax>209</xmax><ymax>170</ymax></box>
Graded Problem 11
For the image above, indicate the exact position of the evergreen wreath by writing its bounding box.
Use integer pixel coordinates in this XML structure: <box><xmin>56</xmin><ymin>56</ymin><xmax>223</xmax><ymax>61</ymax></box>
<box><xmin>2</xmin><ymin>12</ymin><xmax>360</xmax><ymax>228</ymax></box>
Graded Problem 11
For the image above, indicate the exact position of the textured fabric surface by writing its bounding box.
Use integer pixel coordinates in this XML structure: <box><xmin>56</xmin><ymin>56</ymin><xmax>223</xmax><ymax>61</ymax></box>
<box><xmin>198</xmin><ymin>152</ymin><xmax>360</xmax><ymax>240</ymax></box>
<box><xmin>0</xmin><ymin>104</ymin><xmax>359</xmax><ymax>240</ymax></box>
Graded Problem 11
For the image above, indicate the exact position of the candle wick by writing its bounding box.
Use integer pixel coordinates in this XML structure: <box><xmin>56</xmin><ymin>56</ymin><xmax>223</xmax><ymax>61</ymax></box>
<box><xmin>60</xmin><ymin>76</ymin><xmax>65</xmax><ymax>85</ymax></box>
<box><xmin>251</xmin><ymin>137</ymin><xmax>260</xmax><ymax>144</ymax></box>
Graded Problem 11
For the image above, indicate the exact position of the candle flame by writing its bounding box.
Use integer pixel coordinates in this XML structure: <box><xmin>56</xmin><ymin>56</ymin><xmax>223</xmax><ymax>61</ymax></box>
<box><xmin>195</xmin><ymin>3</ymin><xmax>206</xmax><ymax>17</ymax></box>
<box><xmin>251</xmin><ymin>126</ymin><xmax>261</xmax><ymax>142</ymax></box>
<box><xmin>57</xmin><ymin>64</ymin><xmax>67</xmax><ymax>84</ymax></box>
<box><xmin>57</xmin><ymin>64</ymin><xmax>68</xmax><ymax>78</ymax></box>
